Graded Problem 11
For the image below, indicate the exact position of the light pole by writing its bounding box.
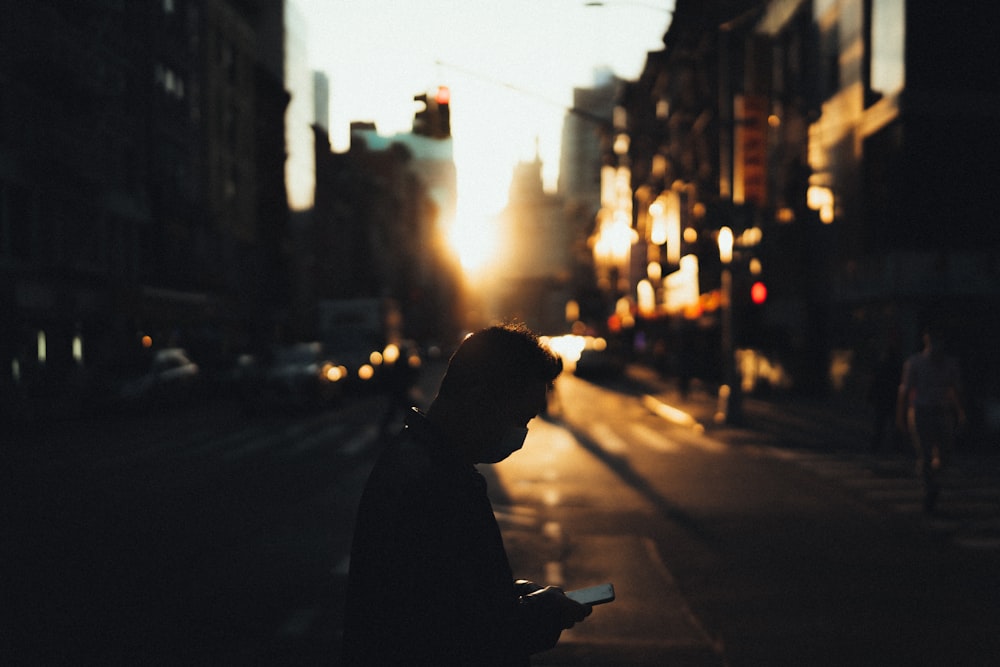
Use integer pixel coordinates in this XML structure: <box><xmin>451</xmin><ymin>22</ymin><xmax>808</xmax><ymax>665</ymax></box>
<box><xmin>715</xmin><ymin>226</ymin><xmax>740</xmax><ymax>424</ymax></box>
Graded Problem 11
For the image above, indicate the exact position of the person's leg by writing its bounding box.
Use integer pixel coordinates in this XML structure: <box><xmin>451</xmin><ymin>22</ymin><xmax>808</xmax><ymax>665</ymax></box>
<box><xmin>910</xmin><ymin>408</ymin><xmax>939</xmax><ymax>512</ymax></box>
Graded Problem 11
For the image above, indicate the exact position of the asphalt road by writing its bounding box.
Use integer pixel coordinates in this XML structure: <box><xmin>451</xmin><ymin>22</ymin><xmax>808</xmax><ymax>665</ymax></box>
<box><xmin>516</xmin><ymin>373</ymin><xmax>1000</xmax><ymax>665</ymax></box>
<box><xmin>6</xmin><ymin>364</ymin><xmax>999</xmax><ymax>665</ymax></box>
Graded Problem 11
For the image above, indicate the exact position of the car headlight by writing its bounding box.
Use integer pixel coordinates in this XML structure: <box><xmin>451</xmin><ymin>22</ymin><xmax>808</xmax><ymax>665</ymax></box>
<box><xmin>382</xmin><ymin>343</ymin><xmax>400</xmax><ymax>365</ymax></box>
<box><xmin>321</xmin><ymin>363</ymin><xmax>346</xmax><ymax>383</ymax></box>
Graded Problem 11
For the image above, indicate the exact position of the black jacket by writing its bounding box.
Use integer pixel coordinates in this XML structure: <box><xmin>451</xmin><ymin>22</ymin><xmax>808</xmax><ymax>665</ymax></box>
<box><xmin>341</xmin><ymin>410</ymin><xmax>560</xmax><ymax>665</ymax></box>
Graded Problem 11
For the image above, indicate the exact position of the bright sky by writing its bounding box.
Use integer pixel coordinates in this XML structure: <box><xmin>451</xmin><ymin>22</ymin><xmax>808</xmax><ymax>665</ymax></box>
<box><xmin>295</xmin><ymin>0</ymin><xmax>674</xmax><ymax>267</ymax></box>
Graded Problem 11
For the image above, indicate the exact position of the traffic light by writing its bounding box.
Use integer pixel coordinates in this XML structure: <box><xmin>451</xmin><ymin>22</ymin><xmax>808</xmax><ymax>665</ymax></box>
<box><xmin>412</xmin><ymin>87</ymin><xmax>451</xmax><ymax>139</ymax></box>
<box><xmin>412</xmin><ymin>93</ymin><xmax>436</xmax><ymax>137</ymax></box>
<box><xmin>435</xmin><ymin>86</ymin><xmax>450</xmax><ymax>138</ymax></box>
<box><xmin>750</xmin><ymin>281</ymin><xmax>767</xmax><ymax>305</ymax></box>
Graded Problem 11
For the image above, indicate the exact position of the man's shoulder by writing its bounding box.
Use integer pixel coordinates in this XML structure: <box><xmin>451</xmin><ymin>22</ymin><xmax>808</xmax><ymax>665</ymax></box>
<box><xmin>370</xmin><ymin>432</ymin><xmax>437</xmax><ymax>484</ymax></box>
<box><xmin>371</xmin><ymin>426</ymin><xmax>468</xmax><ymax>482</ymax></box>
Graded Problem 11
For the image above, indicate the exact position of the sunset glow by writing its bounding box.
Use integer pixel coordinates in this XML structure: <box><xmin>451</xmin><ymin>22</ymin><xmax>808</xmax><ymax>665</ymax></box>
<box><xmin>297</xmin><ymin>0</ymin><xmax>675</xmax><ymax>280</ymax></box>
<box><xmin>448</xmin><ymin>210</ymin><xmax>499</xmax><ymax>278</ymax></box>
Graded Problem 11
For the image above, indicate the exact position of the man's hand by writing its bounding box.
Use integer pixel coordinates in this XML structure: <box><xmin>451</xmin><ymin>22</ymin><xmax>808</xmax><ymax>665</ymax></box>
<box><xmin>524</xmin><ymin>586</ymin><xmax>592</xmax><ymax>629</ymax></box>
<box><xmin>514</xmin><ymin>579</ymin><xmax>544</xmax><ymax>596</ymax></box>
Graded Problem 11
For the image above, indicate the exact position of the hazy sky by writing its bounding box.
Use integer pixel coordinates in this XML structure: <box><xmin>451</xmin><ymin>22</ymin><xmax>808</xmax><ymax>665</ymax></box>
<box><xmin>295</xmin><ymin>0</ymin><xmax>674</xmax><ymax>264</ymax></box>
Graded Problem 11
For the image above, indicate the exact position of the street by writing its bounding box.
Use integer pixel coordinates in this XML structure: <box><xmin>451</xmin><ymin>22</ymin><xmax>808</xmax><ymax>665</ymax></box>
<box><xmin>6</xmin><ymin>363</ymin><xmax>1000</xmax><ymax>665</ymax></box>
<box><xmin>507</xmin><ymin>372</ymin><xmax>1000</xmax><ymax>665</ymax></box>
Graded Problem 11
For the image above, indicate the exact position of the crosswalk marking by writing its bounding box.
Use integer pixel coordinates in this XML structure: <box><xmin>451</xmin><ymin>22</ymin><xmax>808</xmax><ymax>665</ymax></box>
<box><xmin>281</xmin><ymin>423</ymin><xmax>345</xmax><ymax>456</ymax></box>
<box><xmin>72</xmin><ymin>388</ymin><xmax>1000</xmax><ymax>556</ymax></box>
<box><xmin>601</xmin><ymin>401</ymin><xmax>1000</xmax><ymax>552</ymax></box>
<box><xmin>629</xmin><ymin>422</ymin><xmax>681</xmax><ymax>453</ymax></box>
<box><xmin>589</xmin><ymin>423</ymin><xmax>630</xmax><ymax>454</ymax></box>
<box><xmin>765</xmin><ymin>450</ymin><xmax>1000</xmax><ymax>551</ymax></box>
<box><xmin>179</xmin><ymin>423</ymin><xmax>271</xmax><ymax>459</ymax></box>
<box><xmin>587</xmin><ymin>418</ymin><xmax>725</xmax><ymax>456</ymax></box>
<box><xmin>89</xmin><ymin>423</ymin><xmax>240</xmax><ymax>470</ymax></box>
<box><xmin>78</xmin><ymin>409</ymin><xmax>383</xmax><ymax>476</ymax></box>
<box><xmin>222</xmin><ymin>417</ymin><xmax>330</xmax><ymax>460</ymax></box>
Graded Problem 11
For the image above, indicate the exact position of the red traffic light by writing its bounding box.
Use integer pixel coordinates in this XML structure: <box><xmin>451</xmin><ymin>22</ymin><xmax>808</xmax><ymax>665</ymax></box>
<box><xmin>412</xmin><ymin>88</ymin><xmax>451</xmax><ymax>138</ymax></box>
<box><xmin>750</xmin><ymin>281</ymin><xmax>767</xmax><ymax>305</ymax></box>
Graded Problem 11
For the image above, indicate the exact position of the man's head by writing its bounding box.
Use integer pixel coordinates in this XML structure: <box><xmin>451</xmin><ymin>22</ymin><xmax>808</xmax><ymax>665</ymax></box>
<box><xmin>921</xmin><ymin>319</ymin><xmax>947</xmax><ymax>354</ymax></box>
<box><xmin>431</xmin><ymin>324</ymin><xmax>562</xmax><ymax>463</ymax></box>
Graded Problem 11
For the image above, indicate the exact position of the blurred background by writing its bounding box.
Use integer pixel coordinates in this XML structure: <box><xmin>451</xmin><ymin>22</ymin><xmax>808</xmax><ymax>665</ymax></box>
<box><xmin>5</xmin><ymin>2</ymin><xmax>1000</xmax><ymax>664</ymax></box>
<box><xmin>2</xmin><ymin>0</ymin><xmax>998</xmax><ymax>434</ymax></box>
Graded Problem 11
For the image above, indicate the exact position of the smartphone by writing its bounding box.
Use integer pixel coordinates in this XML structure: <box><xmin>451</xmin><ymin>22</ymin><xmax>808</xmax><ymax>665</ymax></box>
<box><xmin>565</xmin><ymin>583</ymin><xmax>615</xmax><ymax>605</ymax></box>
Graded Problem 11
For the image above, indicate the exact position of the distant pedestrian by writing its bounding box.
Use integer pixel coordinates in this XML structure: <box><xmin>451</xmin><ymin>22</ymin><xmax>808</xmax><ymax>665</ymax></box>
<box><xmin>341</xmin><ymin>324</ymin><xmax>590</xmax><ymax>665</ymax></box>
<box><xmin>897</xmin><ymin>322</ymin><xmax>966</xmax><ymax>512</ymax></box>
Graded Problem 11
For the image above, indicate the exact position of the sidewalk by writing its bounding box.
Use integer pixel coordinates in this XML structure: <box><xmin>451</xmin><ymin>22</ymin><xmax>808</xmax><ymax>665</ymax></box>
<box><xmin>620</xmin><ymin>364</ymin><xmax>884</xmax><ymax>453</ymax></box>
<box><xmin>620</xmin><ymin>362</ymin><xmax>999</xmax><ymax>461</ymax></box>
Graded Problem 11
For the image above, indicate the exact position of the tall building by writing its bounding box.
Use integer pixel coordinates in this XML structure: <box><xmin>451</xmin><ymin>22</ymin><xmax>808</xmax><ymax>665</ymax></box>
<box><xmin>313</xmin><ymin>70</ymin><xmax>330</xmax><ymax>133</ymax></box>
<box><xmin>0</xmin><ymin>0</ymin><xmax>290</xmax><ymax>418</ymax></box>
<box><xmin>607</xmin><ymin>0</ymin><xmax>1000</xmax><ymax>430</ymax></box>
<box><xmin>558</xmin><ymin>72</ymin><xmax>628</xmax><ymax>325</ymax></box>
<box><xmin>352</xmin><ymin>124</ymin><xmax>458</xmax><ymax>238</ymax></box>
<box><xmin>559</xmin><ymin>69</ymin><xmax>621</xmax><ymax>210</ymax></box>
<box><xmin>307</xmin><ymin>96</ymin><xmax>463</xmax><ymax>346</ymax></box>
<box><xmin>282</xmin><ymin>0</ymin><xmax>315</xmax><ymax>214</ymax></box>
<box><xmin>490</xmin><ymin>149</ymin><xmax>573</xmax><ymax>333</ymax></box>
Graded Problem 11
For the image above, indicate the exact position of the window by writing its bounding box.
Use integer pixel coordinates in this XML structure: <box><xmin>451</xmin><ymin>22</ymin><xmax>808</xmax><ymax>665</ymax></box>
<box><xmin>155</xmin><ymin>63</ymin><xmax>185</xmax><ymax>100</ymax></box>
<box><xmin>870</xmin><ymin>0</ymin><xmax>905</xmax><ymax>96</ymax></box>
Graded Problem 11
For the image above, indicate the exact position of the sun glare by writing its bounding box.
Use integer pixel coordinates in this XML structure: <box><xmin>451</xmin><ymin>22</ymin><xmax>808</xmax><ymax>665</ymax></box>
<box><xmin>450</xmin><ymin>134</ymin><xmax>512</xmax><ymax>280</ymax></box>
<box><xmin>448</xmin><ymin>211</ymin><xmax>498</xmax><ymax>278</ymax></box>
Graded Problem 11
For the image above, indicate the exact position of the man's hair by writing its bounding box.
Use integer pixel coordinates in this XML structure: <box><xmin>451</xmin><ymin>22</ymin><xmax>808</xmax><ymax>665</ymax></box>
<box><xmin>437</xmin><ymin>323</ymin><xmax>562</xmax><ymax>400</ymax></box>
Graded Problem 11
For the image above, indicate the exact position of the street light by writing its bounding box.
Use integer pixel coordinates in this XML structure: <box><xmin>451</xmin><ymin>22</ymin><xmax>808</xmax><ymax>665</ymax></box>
<box><xmin>715</xmin><ymin>227</ymin><xmax>740</xmax><ymax>424</ymax></box>
<box><xmin>594</xmin><ymin>145</ymin><xmax>636</xmax><ymax>296</ymax></box>
<box><xmin>593</xmin><ymin>210</ymin><xmax>637</xmax><ymax>288</ymax></box>
<box><xmin>718</xmin><ymin>226</ymin><xmax>733</xmax><ymax>265</ymax></box>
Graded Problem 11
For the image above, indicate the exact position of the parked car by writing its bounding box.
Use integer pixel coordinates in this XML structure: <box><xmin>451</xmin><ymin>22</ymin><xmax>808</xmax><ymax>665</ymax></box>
<box><xmin>119</xmin><ymin>347</ymin><xmax>201</xmax><ymax>402</ymax></box>
<box><xmin>325</xmin><ymin>339</ymin><xmax>424</xmax><ymax>395</ymax></box>
<box><xmin>574</xmin><ymin>337</ymin><xmax>626</xmax><ymax>378</ymax></box>
<box><xmin>244</xmin><ymin>342</ymin><xmax>347</xmax><ymax>411</ymax></box>
<box><xmin>87</xmin><ymin>347</ymin><xmax>202</xmax><ymax>412</ymax></box>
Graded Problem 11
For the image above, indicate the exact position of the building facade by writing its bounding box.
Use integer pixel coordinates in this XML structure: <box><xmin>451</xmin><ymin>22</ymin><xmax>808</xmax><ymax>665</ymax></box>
<box><xmin>489</xmin><ymin>152</ymin><xmax>573</xmax><ymax>334</ymax></box>
<box><xmin>558</xmin><ymin>73</ymin><xmax>626</xmax><ymax>327</ymax></box>
<box><xmin>307</xmin><ymin>116</ymin><xmax>463</xmax><ymax>348</ymax></box>
<box><xmin>0</xmin><ymin>0</ymin><xmax>289</xmax><ymax>418</ymax></box>
<box><xmin>606</xmin><ymin>0</ymin><xmax>1000</xmax><ymax>430</ymax></box>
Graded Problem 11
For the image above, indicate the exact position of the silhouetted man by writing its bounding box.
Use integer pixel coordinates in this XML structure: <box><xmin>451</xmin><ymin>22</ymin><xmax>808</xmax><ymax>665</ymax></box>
<box><xmin>341</xmin><ymin>324</ymin><xmax>589</xmax><ymax>665</ymax></box>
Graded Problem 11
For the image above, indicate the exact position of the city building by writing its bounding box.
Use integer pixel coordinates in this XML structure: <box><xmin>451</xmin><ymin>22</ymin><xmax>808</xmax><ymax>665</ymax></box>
<box><xmin>0</xmin><ymin>0</ymin><xmax>290</xmax><ymax>418</ymax></box>
<box><xmin>604</xmin><ymin>0</ymin><xmax>1000</xmax><ymax>431</ymax></box>
<box><xmin>558</xmin><ymin>71</ymin><xmax>626</xmax><ymax>326</ymax></box>
<box><xmin>489</xmin><ymin>149</ymin><xmax>573</xmax><ymax>334</ymax></box>
<box><xmin>307</xmin><ymin>92</ymin><xmax>463</xmax><ymax>348</ymax></box>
